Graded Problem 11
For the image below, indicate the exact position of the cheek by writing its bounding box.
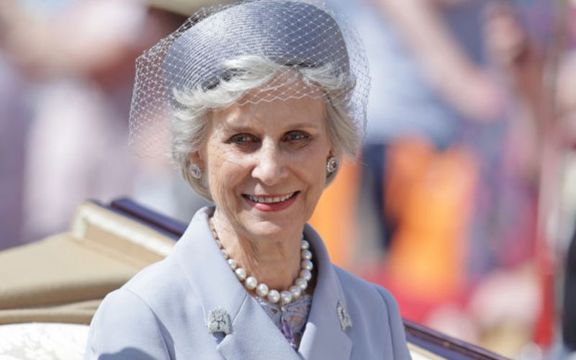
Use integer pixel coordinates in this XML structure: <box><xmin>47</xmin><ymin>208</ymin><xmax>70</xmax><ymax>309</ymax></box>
<box><xmin>207</xmin><ymin>156</ymin><xmax>248</xmax><ymax>197</ymax></box>
<box><xmin>296</xmin><ymin>153</ymin><xmax>328</xmax><ymax>189</ymax></box>
<box><xmin>303</xmin><ymin>145</ymin><xmax>329</xmax><ymax>176</ymax></box>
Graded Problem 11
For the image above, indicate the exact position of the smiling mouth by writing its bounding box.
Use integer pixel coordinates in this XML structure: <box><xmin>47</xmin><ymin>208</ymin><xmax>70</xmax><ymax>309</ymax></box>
<box><xmin>242</xmin><ymin>192</ymin><xmax>299</xmax><ymax>204</ymax></box>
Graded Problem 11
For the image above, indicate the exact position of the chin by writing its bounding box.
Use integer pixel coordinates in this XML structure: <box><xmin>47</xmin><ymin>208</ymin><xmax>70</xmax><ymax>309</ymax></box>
<box><xmin>243</xmin><ymin>215</ymin><xmax>304</xmax><ymax>238</ymax></box>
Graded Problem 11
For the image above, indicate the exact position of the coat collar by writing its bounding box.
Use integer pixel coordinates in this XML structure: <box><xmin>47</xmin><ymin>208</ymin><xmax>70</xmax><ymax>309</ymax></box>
<box><xmin>172</xmin><ymin>207</ymin><xmax>352</xmax><ymax>360</ymax></box>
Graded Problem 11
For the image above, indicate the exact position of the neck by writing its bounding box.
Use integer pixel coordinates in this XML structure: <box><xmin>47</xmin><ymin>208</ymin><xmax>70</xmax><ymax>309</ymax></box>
<box><xmin>210</xmin><ymin>210</ymin><xmax>303</xmax><ymax>291</ymax></box>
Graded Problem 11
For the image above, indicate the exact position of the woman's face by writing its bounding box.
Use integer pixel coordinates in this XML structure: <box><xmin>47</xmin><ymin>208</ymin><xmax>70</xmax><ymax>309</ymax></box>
<box><xmin>197</xmin><ymin>94</ymin><xmax>333</xmax><ymax>239</ymax></box>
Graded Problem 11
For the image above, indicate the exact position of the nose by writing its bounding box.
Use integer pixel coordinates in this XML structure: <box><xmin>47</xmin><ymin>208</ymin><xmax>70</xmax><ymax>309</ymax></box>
<box><xmin>251</xmin><ymin>142</ymin><xmax>287</xmax><ymax>186</ymax></box>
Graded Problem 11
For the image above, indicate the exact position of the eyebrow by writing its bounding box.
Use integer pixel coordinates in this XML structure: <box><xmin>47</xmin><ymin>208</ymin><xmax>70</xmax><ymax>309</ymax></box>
<box><xmin>285</xmin><ymin>122</ymin><xmax>321</xmax><ymax>131</ymax></box>
<box><xmin>222</xmin><ymin>122</ymin><xmax>321</xmax><ymax>133</ymax></box>
<box><xmin>220</xmin><ymin>123</ymin><xmax>258</xmax><ymax>134</ymax></box>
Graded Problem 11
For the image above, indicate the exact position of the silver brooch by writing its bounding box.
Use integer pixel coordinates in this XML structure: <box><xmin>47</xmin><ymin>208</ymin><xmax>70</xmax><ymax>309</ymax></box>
<box><xmin>207</xmin><ymin>308</ymin><xmax>232</xmax><ymax>335</ymax></box>
<box><xmin>336</xmin><ymin>301</ymin><xmax>352</xmax><ymax>331</ymax></box>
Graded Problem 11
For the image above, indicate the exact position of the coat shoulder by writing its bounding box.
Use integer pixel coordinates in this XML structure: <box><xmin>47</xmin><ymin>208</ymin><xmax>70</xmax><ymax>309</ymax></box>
<box><xmin>86</xmin><ymin>286</ymin><xmax>172</xmax><ymax>359</ymax></box>
<box><xmin>333</xmin><ymin>266</ymin><xmax>396</xmax><ymax>306</ymax></box>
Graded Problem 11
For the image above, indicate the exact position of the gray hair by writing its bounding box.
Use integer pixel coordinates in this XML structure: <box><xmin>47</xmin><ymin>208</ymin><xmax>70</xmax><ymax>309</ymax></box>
<box><xmin>171</xmin><ymin>55</ymin><xmax>361</xmax><ymax>199</ymax></box>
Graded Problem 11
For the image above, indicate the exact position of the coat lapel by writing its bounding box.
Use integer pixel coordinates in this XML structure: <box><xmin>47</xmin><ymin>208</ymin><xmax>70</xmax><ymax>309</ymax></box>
<box><xmin>297</xmin><ymin>225</ymin><xmax>352</xmax><ymax>360</ymax></box>
<box><xmin>216</xmin><ymin>296</ymin><xmax>302</xmax><ymax>360</ymax></box>
<box><xmin>173</xmin><ymin>208</ymin><xmax>302</xmax><ymax>360</ymax></box>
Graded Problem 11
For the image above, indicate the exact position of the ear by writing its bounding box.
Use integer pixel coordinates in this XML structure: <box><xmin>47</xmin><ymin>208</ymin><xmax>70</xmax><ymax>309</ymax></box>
<box><xmin>190</xmin><ymin>151</ymin><xmax>204</xmax><ymax>168</ymax></box>
<box><xmin>327</xmin><ymin>149</ymin><xmax>339</xmax><ymax>161</ymax></box>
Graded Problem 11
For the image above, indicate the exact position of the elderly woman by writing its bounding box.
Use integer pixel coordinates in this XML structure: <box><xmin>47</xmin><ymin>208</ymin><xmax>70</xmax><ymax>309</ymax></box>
<box><xmin>85</xmin><ymin>1</ymin><xmax>411</xmax><ymax>359</ymax></box>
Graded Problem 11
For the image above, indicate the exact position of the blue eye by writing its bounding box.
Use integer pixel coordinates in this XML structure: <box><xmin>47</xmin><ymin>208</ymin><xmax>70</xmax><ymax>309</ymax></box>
<box><xmin>283</xmin><ymin>131</ymin><xmax>310</xmax><ymax>142</ymax></box>
<box><xmin>228</xmin><ymin>133</ymin><xmax>259</xmax><ymax>145</ymax></box>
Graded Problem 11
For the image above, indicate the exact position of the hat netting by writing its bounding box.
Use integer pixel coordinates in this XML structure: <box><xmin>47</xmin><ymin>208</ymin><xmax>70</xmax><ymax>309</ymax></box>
<box><xmin>129</xmin><ymin>0</ymin><xmax>370</xmax><ymax>159</ymax></box>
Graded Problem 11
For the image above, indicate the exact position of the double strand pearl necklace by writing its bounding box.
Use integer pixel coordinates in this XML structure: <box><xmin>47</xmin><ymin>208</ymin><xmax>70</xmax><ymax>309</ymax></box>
<box><xmin>209</xmin><ymin>221</ymin><xmax>314</xmax><ymax>306</ymax></box>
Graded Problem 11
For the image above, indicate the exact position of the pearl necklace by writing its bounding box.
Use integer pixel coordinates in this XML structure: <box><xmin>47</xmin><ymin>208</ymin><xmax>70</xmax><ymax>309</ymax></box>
<box><xmin>209</xmin><ymin>221</ymin><xmax>314</xmax><ymax>306</ymax></box>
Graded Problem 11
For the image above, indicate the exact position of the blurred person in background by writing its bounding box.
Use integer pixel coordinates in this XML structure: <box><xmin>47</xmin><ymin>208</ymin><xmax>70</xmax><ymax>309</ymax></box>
<box><xmin>358</xmin><ymin>0</ymin><xmax>505</xmax><ymax>329</ymax></box>
<box><xmin>0</xmin><ymin>0</ymin><xmax>202</xmax><ymax>246</ymax></box>
<box><xmin>559</xmin><ymin>51</ymin><xmax>576</xmax><ymax>359</ymax></box>
<box><xmin>315</xmin><ymin>0</ymin><xmax>501</xmax><ymax>291</ymax></box>
<box><xmin>0</xmin><ymin>6</ymin><xmax>33</xmax><ymax>250</ymax></box>
<box><xmin>549</xmin><ymin>38</ymin><xmax>576</xmax><ymax>359</ymax></box>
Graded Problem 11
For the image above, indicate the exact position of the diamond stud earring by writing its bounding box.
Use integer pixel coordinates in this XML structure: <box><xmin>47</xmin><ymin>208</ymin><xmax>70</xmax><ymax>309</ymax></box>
<box><xmin>190</xmin><ymin>164</ymin><xmax>202</xmax><ymax>179</ymax></box>
<box><xmin>326</xmin><ymin>156</ymin><xmax>338</xmax><ymax>174</ymax></box>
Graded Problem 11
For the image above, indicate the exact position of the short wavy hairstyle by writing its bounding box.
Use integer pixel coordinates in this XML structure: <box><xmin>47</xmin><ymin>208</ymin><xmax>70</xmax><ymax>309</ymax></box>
<box><xmin>171</xmin><ymin>55</ymin><xmax>361</xmax><ymax>200</ymax></box>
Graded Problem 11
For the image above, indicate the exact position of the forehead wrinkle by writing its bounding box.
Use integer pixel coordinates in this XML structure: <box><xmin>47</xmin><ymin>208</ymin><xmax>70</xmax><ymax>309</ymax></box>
<box><xmin>219</xmin><ymin>110</ymin><xmax>263</xmax><ymax>135</ymax></box>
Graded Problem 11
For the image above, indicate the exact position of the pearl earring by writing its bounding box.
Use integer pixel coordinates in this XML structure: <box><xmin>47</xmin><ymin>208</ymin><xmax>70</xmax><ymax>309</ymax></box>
<box><xmin>190</xmin><ymin>164</ymin><xmax>202</xmax><ymax>179</ymax></box>
<box><xmin>326</xmin><ymin>156</ymin><xmax>338</xmax><ymax>174</ymax></box>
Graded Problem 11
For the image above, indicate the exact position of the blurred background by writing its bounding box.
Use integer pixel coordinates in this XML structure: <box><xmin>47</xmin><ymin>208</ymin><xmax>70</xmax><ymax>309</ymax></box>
<box><xmin>0</xmin><ymin>0</ymin><xmax>574</xmax><ymax>358</ymax></box>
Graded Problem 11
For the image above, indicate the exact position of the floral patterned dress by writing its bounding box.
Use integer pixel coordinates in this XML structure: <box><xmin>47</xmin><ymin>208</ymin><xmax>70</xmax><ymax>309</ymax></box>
<box><xmin>255</xmin><ymin>294</ymin><xmax>312</xmax><ymax>350</ymax></box>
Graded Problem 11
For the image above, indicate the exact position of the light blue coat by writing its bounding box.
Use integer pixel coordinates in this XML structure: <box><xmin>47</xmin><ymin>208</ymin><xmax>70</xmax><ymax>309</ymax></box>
<box><xmin>85</xmin><ymin>207</ymin><xmax>411</xmax><ymax>359</ymax></box>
